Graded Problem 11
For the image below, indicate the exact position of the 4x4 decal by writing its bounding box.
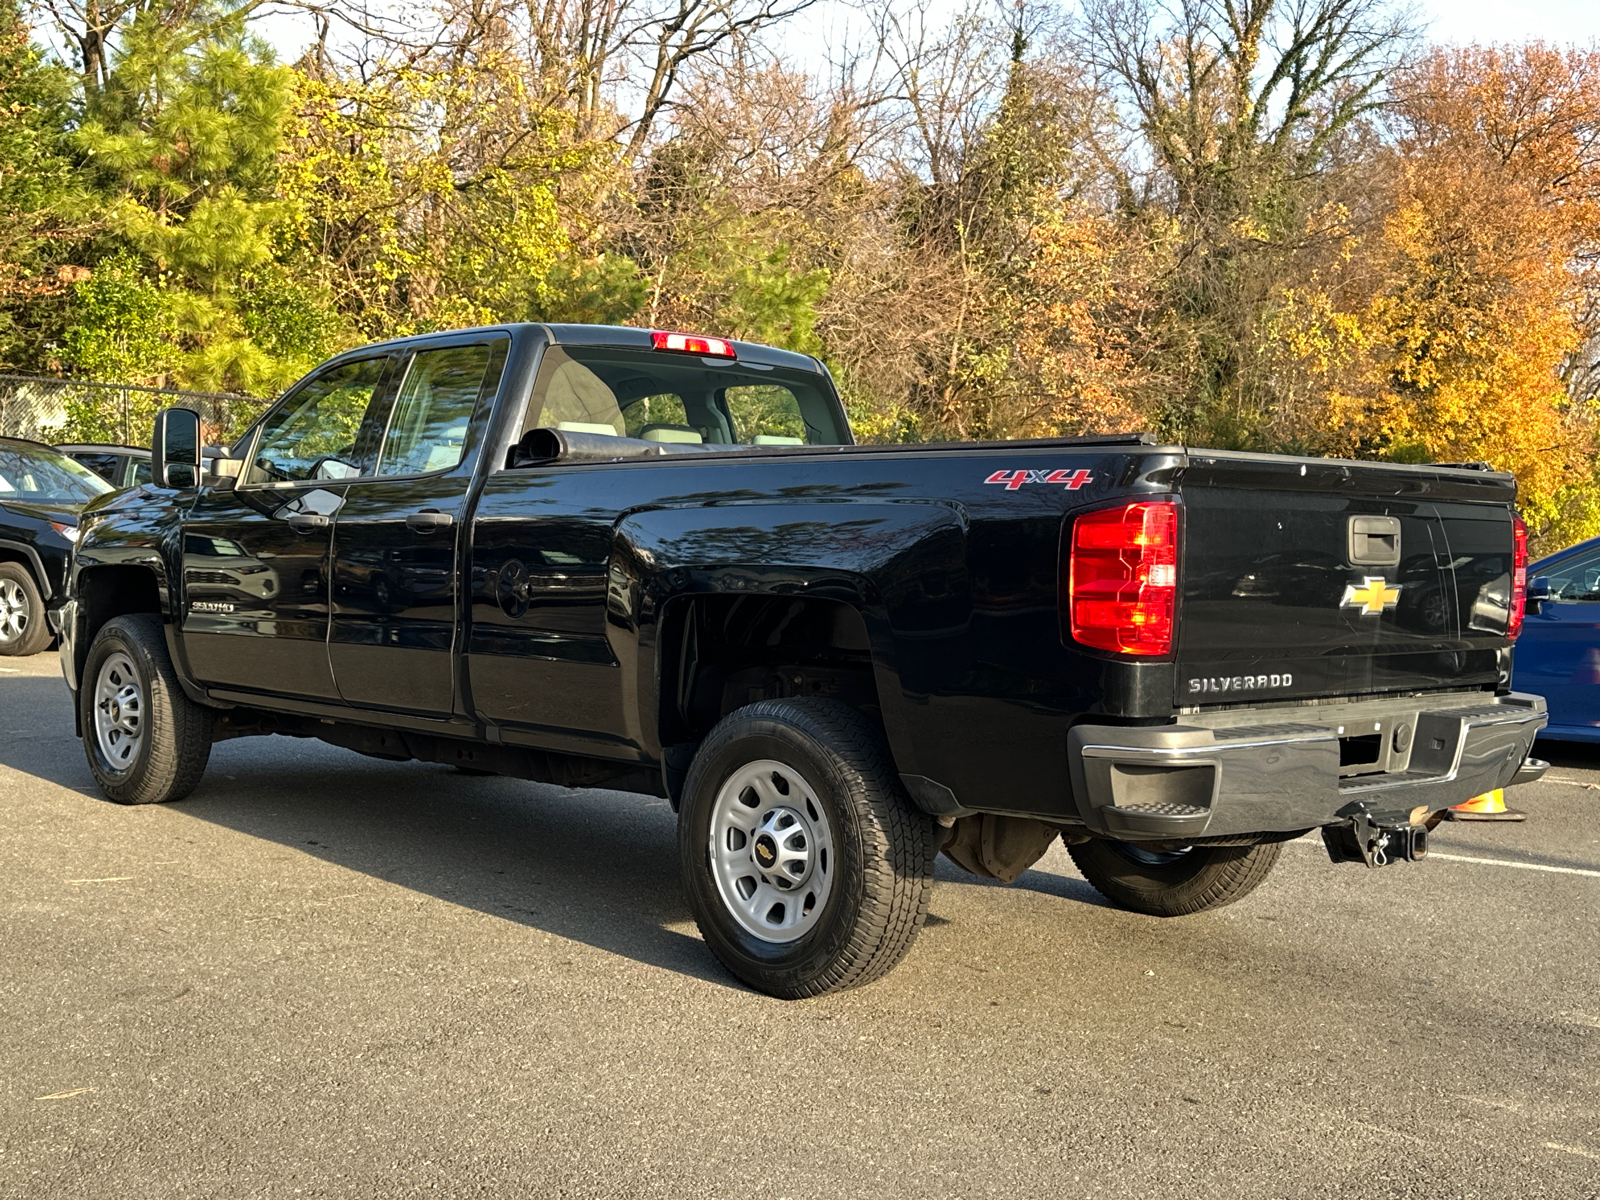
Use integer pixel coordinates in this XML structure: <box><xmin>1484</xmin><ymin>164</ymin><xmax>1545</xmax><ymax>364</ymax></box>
<box><xmin>984</xmin><ymin>468</ymin><xmax>1094</xmax><ymax>491</ymax></box>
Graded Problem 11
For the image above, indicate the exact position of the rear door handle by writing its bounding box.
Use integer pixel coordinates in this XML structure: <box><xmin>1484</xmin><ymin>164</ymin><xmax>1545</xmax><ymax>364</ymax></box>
<box><xmin>286</xmin><ymin>512</ymin><xmax>330</xmax><ymax>534</ymax></box>
<box><xmin>406</xmin><ymin>509</ymin><xmax>454</xmax><ymax>533</ymax></box>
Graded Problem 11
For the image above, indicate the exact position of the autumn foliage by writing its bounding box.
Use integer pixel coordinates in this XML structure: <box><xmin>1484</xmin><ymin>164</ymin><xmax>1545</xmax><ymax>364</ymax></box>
<box><xmin>1</xmin><ymin>1</ymin><xmax>1598</xmax><ymax>547</ymax></box>
<box><xmin>1277</xmin><ymin>45</ymin><xmax>1600</xmax><ymax>542</ymax></box>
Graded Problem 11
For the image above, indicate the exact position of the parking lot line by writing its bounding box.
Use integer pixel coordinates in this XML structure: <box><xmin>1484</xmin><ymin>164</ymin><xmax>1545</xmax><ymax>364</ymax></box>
<box><xmin>1543</xmin><ymin>1142</ymin><xmax>1600</xmax><ymax>1160</ymax></box>
<box><xmin>1428</xmin><ymin>852</ymin><xmax>1600</xmax><ymax>878</ymax></box>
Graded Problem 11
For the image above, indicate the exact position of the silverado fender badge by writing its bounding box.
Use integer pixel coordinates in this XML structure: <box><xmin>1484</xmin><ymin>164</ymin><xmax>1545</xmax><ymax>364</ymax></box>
<box><xmin>984</xmin><ymin>469</ymin><xmax>1094</xmax><ymax>491</ymax></box>
<box><xmin>1341</xmin><ymin>576</ymin><xmax>1402</xmax><ymax>615</ymax></box>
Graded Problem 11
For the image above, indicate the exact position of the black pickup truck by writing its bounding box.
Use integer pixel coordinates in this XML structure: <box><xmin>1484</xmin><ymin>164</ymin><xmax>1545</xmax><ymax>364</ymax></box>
<box><xmin>57</xmin><ymin>323</ymin><xmax>1548</xmax><ymax>998</ymax></box>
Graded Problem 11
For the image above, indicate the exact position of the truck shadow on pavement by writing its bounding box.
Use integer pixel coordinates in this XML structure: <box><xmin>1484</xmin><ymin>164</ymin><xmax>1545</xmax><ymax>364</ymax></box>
<box><xmin>2</xmin><ymin>672</ymin><xmax>733</xmax><ymax>987</ymax></box>
<box><xmin>1</xmin><ymin>670</ymin><xmax>1103</xmax><ymax>989</ymax></box>
<box><xmin>195</xmin><ymin>744</ymin><xmax>743</xmax><ymax>989</ymax></box>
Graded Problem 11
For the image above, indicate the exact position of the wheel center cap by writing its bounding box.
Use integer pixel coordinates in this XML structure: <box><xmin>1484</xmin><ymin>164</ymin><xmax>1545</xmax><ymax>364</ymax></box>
<box><xmin>750</xmin><ymin>806</ymin><xmax>814</xmax><ymax>889</ymax></box>
<box><xmin>753</xmin><ymin>834</ymin><xmax>778</xmax><ymax>869</ymax></box>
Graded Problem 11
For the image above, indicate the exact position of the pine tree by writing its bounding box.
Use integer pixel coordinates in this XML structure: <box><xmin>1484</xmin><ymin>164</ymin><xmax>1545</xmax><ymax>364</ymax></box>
<box><xmin>0</xmin><ymin>0</ymin><xmax>89</xmax><ymax>368</ymax></box>
<box><xmin>67</xmin><ymin>6</ymin><xmax>318</xmax><ymax>392</ymax></box>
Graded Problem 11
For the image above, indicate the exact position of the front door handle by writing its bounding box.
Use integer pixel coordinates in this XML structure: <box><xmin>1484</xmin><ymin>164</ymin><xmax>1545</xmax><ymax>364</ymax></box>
<box><xmin>286</xmin><ymin>512</ymin><xmax>330</xmax><ymax>534</ymax></box>
<box><xmin>406</xmin><ymin>509</ymin><xmax>454</xmax><ymax>533</ymax></box>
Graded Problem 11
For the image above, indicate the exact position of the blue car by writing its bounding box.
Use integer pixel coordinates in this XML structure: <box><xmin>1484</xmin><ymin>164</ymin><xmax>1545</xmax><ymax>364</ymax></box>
<box><xmin>1512</xmin><ymin>536</ymin><xmax>1600</xmax><ymax>741</ymax></box>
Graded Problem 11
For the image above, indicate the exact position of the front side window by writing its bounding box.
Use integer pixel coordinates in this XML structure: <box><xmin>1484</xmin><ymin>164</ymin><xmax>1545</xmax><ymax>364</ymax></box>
<box><xmin>519</xmin><ymin>347</ymin><xmax>847</xmax><ymax>448</ymax></box>
<box><xmin>1542</xmin><ymin>547</ymin><xmax>1600</xmax><ymax>601</ymax></box>
<box><xmin>376</xmin><ymin>342</ymin><xmax>498</xmax><ymax>476</ymax></box>
<box><xmin>246</xmin><ymin>357</ymin><xmax>389</xmax><ymax>485</ymax></box>
<box><xmin>0</xmin><ymin>446</ymin><xmax>116</xmax><ymax>502</ymax></box>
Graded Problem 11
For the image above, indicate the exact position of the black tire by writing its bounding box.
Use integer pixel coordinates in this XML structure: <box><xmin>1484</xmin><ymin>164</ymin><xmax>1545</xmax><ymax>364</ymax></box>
<box><xmin>1068</xmin><ymin>836</ymin><xmax>1282</xmax><ymax>916</ymax></box>
<box><xmin>678</xmin><ymin>698</ymin><xmax>938</xmax><ymax>999</ymax></box>
<box><xmin>0</xmin><ymin>562</ymin><xmax>50</xmax><ymax>656</ymax></box>
<box><xmin>81</xmin><ymin>614</ymin><xmax>213</xmax><ymax>805</ymax></box>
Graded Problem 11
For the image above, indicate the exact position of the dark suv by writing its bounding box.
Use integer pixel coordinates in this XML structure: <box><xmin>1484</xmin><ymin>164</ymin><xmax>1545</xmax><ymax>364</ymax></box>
<box><xmin>0</xmin><ymin>437</ymin><xmax>113</xmax><ymax>655</ymax></box>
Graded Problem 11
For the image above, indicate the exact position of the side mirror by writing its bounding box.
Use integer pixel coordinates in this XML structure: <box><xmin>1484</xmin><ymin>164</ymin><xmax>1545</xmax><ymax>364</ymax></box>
<box><xmin>152</xmin><ymin>407</ymin><xmax>202</xmax><ymax>489</ymax></box>
<box><xmin>1526</xmin><ymin>575</ymin><xmax>1552</xmax><ymax>611</ymax></box>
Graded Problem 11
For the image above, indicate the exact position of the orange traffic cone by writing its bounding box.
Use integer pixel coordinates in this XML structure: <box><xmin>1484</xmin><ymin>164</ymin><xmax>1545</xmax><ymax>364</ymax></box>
<box><xmin>1446</xmin><ymin>788</ymin><xmax>1527</xmax><ymax>822</ymax></box>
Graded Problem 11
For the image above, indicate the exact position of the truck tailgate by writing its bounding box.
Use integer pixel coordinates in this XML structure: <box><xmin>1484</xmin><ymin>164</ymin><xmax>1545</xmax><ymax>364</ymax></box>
<box><xmin>1175</xmin><ymin>454</ymin><xmax>1517</xmax><ymax>707</ymax></box>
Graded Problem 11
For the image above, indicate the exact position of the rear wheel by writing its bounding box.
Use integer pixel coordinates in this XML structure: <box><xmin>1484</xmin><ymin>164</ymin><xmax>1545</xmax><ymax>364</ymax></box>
<box><xmin>1067</xmin><ymin>836</ymin><xmax>1282</xmax><ymax>916</ymax></box>
<box><xmin>81</xmin><ymin>614</ymin><xmax>213</xmax><ymax>805</ymax></box>
<box><xmin>679</xmin><ymin>698</ymin><xmax>938</xmax><ymax>999</ymax></box>
<box><xmin>0</xmin><ymin>563</ymin><xmax>50</xmax><ymax>656</ymax></box>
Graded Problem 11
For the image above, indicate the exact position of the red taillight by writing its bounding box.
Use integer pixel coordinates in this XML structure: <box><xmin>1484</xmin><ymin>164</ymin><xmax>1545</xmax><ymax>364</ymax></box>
<box><xmin>1067</xmin><ymin>499</ymin><xmax>1179</xmax><ymax>656</ymax></box>
<box><xmin>1508</xmin><ymin>512</ymin><xmax>1528</xmax><ymax>640</ymax></box>
<box><xmin>651</xmin><ymin>330</ymin><xmax>736</xmax><ymax>359</ymax></box>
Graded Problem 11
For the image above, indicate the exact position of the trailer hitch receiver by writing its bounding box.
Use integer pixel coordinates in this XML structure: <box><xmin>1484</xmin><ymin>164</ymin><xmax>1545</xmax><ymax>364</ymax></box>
<box><xmin>1323</xmin><ymin>801</ymin><xmax>1430</xmax><ymax>868</ymax></box>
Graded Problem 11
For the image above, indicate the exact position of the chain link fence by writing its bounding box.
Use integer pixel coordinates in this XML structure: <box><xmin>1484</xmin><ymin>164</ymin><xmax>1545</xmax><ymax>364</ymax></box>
<box><xmin>0</xmin><ymin>375</ymin><xmax>272</xmax><ymax>449</ymax></box>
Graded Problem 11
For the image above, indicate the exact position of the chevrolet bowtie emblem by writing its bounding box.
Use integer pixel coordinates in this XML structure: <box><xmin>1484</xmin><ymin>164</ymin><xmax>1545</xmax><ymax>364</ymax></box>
<box><xmin>1341</xmin><ymin>576</ymin><xmax>1402</xmax><ymax>615</ymax></box>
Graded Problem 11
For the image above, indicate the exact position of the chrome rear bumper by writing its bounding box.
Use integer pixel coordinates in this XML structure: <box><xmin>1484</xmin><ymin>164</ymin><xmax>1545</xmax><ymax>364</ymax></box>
<box><xmin>1067</xmin><ymin>692</ymin><xmax>1547</xmax><ymax>840</ymax></box>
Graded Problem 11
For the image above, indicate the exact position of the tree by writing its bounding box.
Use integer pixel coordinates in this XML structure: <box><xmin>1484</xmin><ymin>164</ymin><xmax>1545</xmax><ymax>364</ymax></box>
<box><xmin>0</xmin><ymin>0</ymin><xmax>91</xmax><ymax>367</ymax></box>
<box><xmin>60</xmin><ymin>7</ymin><xmax>322</xmax><ymax>390</ymax></box>
<box><xmin>1082</xmin><ymin>0</ymin><xmax>1415</xmax><ymax>445</ymax></box>
<box><xmin>1268</xmin><ymin>45</ymin><xmax>1600</xmax><ymax>548</ymax></box>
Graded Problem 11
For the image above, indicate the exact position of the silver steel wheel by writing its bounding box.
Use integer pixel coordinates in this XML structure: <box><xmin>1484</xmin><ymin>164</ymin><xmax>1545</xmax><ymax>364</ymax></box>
<box><xmin>93</xmin><ymin>651</ymin><xmax>145</xmax><ymax>770</ymax></box>
<box><xmin>0</xmin><ymin>577</ymin><xmax>28</xmax><ymax>644</ymax></box>
<box><xmin>708</xmin><ymin>759</ymin><xmax>836</xmax><ymax>944</ymax></box>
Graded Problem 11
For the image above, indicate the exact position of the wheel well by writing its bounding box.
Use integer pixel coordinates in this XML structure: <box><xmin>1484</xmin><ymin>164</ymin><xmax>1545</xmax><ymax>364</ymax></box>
<box><xmin>0</xmin><ymin>547</ymin><xmax>41</xmax><ymax>586</ymax></box>
<box><xmin>660</xmin><ymin>595</ymin><xmax>880</xmax><ymax>748</ymax></box>
<box><xmin>76</xmin><ymin>566</ymin><xmax>162</xmax><ymax>682</ymax></box>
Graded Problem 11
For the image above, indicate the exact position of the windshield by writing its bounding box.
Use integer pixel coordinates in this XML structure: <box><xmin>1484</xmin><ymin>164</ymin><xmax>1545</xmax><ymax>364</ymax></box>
<box><xmin>0</xmin><ymin>445</ymin><xmax>117</xmax><ymax>503</ymax></box>
<box><xmin>521</xmin><ymin>347</ymin><xmax>848</xmax><ymax>447</ymax></box>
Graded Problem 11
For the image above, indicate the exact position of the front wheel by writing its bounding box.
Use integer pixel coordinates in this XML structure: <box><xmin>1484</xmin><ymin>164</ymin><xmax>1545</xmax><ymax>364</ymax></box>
<box><xmin>1067</xmin><ymin>837</ymin><xmax>1282</xmax><ymax>916</ymax></box>
<box><xmin>678</xmin><ymin>698</ymin><xmax>938</xmax><ymax>999</ymax></box>
<box><xmin>81</xmin><ymin>614</ymin><xmax>213</xmax><ymax>805</ymax></box>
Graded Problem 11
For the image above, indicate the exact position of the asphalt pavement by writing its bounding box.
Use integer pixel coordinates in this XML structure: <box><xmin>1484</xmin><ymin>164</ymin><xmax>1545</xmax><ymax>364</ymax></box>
<box><xmin>1</xmin><ymin>649</ymin><xmax>1597</xmax><ymax>1199</ymax></box>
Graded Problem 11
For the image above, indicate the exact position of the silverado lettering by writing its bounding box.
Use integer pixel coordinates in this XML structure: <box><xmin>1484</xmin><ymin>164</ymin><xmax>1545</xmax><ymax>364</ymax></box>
<box><xmin>1188</xmin><ymin>674</ymin><xmax>1293</xmax><ymax>693</ymax></box>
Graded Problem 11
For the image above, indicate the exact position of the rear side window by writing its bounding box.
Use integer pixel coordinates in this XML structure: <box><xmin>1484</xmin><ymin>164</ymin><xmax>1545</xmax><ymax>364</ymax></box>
<box><xmin>519</xmin><ymin>346</ymin><xmax>846</xmax><ymax>447</ymax></box>
<box><xmin>1542</xmin><ymin>547</ymin><xmax>1600</xmax><ymax>601</ymax></box>
<box><xmin>377</xmin><ymin>341</ymin><xmax>502</xmax><ymax>476</ymax></box>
